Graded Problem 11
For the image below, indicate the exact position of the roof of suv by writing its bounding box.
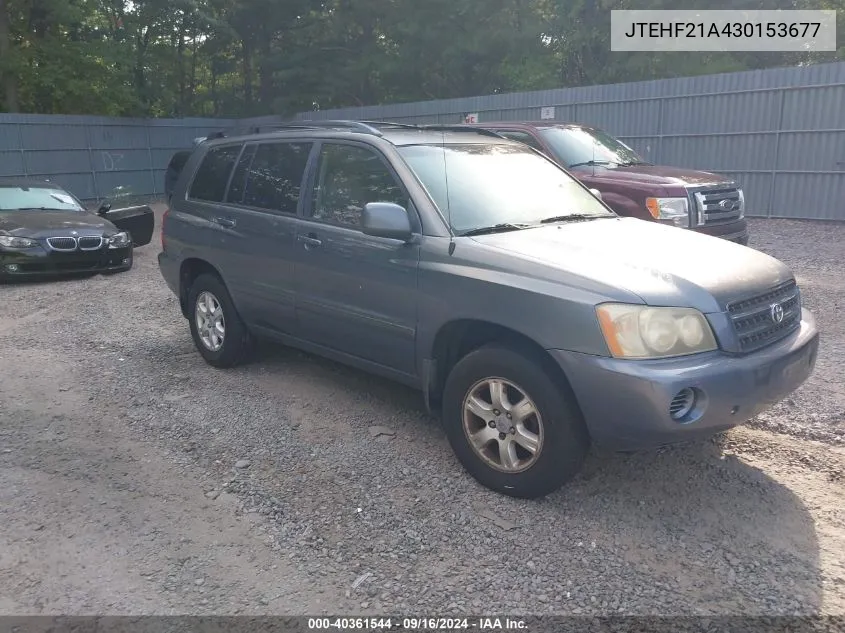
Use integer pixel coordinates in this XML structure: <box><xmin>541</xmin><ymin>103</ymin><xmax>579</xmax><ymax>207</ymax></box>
<box><xmin>197</xmin><ymin>121</ymin><xmax>520</xmax><ymax>148</ymax></box>
<box><xmin>475</xmin><ymin>121</ymin><xmax>596</xmax><ymax>131</ymax></box>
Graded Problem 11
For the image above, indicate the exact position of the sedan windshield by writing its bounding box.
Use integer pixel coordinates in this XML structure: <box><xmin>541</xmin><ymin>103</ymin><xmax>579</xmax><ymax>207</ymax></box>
<box><xmin>397</xmin><ymin>144</ymin><xmax>614</xmax><ymax>234</ymax></box>
<box><xmin>538</xmin><ymin>126</ymin><xmax>647</xmax><ymax>168</ymax></box>
<box><xmin>0</xmin><ymin>186</ymin><xmax>84</xmax><ymax>212</ymax></box>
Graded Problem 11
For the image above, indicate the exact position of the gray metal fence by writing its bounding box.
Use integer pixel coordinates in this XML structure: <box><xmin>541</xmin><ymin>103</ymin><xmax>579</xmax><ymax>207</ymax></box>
<box><xmin>293</xmin><ymin>61</ymin><xmax>845</xmax><ymax>221</ymax></box>
<box><xmin>0</xmin><ymin>113</ymin><xmax>234</xmax><ymax>201</ymax></box>
<box><xmin>2</xmin><ymin>62</ymin><xmax>845</xmax><ymax>219</ymax></box>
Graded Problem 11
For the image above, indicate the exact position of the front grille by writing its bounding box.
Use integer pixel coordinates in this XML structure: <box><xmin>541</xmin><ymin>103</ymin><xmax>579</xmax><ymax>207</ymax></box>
<box><xmin>692</xmin><ymin>186</ymin><xmax>744</xmax><ymax>226</ymax></box>
<box><xmin>77</xmin><ymin>236</ymin><xmax>103</xmax><ymax>250</ymax></box>
<box><xmin>47</xmin><ymin>237</ymin><xmax>77</xmax><ymax>251</ymax></box>
<box><xmin>727</xmin><ymin>280</ymin><xmax>802</xmax><ymax>352</ymax></box>
<box><xmin>45</xmin><ymin>236</ymin><xmax>104</xmax><ymax>251</ymax></box>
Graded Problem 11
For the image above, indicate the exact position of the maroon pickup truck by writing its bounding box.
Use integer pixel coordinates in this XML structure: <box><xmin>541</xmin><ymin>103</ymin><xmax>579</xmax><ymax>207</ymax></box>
<box><xmin>476</xmin><ymin>122</ymin><xmax>749</xmax><ymax>245</ymax></box>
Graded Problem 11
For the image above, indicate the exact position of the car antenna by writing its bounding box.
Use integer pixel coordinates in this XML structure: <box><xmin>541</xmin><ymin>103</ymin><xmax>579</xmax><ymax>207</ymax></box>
<box><xmin>442</xmin><ymin>127</ymin><xmax>455</xmax><ymax>255</ymax></box>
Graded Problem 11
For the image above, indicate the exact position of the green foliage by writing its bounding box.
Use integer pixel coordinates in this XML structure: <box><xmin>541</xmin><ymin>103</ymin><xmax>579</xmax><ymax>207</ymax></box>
<box><xmin>0</xmin><ymin>0</ymin><xmax>843</xmax><ymax>116</ymax></box>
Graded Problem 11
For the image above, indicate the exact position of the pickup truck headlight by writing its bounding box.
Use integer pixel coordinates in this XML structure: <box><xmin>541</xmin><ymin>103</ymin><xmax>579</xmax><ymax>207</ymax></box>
<box><xmin>0</xmin><ymin>235</ymin><xmax>38</xmax><ymax>248</ymax></box>
<box><xmin>107</xmin><ymin>232</ymin><xmax>131</xmax><ymax>249</ymax></box>
<box><xmin>596</xmin><ymin>303</ymin><xmax>718</xmax><ymax>359</ymax></box>
<box><xmin>645</xmin><ymin>197</ymin><xmax>689</xmax><ymax>228</ymax></box>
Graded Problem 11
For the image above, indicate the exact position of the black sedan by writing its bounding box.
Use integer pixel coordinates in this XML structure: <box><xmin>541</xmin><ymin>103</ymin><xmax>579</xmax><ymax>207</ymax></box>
<box><xmin>0</xmin><ymin>178</ymin><xmax>154</xmax><ymax>281</ymax></box>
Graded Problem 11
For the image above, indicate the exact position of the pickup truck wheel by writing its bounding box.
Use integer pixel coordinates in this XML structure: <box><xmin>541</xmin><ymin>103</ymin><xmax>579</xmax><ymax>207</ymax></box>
<box><xmin>442</xmin><ymin>343</ymin><xmax>589</xmax><ymax>499</ymax></box>
<box><xmin>187</xmin><ymin>273</ymin><xmax>252</xmax><ymax>368</ymax></box>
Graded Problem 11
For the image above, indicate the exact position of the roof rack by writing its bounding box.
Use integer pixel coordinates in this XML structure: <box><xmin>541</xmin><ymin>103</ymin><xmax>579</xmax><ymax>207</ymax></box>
<box><xmin>360</xmin><ymin>120</ymin><xmax>508</xmax><ymax>139</ymax></box>
<box><xmin>235</xmin><ymin>120</ymin><xmax>385</xmax><ymax>136</ymax></box>
<box><xmin>417</xmin><ymin>124</ymin><xmax>506</xmax><ymax>138</ymax></box>
<box><xmin>199</xmin><ymin>120</ymin><xmax>508</xmax><ymax>143</ymax></box>
<box><xmin>199</xmin><ymin>120</ymin><xmax>385</xmax><ymax>142</ymax></box>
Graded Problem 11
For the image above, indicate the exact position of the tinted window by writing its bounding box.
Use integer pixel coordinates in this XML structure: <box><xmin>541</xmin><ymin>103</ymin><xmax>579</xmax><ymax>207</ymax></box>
<box><xmin>165</xmin><ymin>150</ymin><xmax>193</xmax><ymax>197</ymax></box>
<box><xmin>497</xmin><ymin>130</ymin><xmax>546</xmax><ymax>153</ymax></box>
<box><xmin>226</xmin><ymin>144</ymin><xmax>257</xmax><ymax>204</ymax></box>
<box><xmin>168</xmin><ymin>150</ymin><xmax>191</xmax><ymax>173</ymax></box>
<box><xmin>188</xmin><ymin>145</ymin><xmax>242</xmax><ymax>202</ymax></box>
<box><xmin>311</xmin><ymin>144</ymin><xmax>406</xmax><ymax>228</ymax></box>
<box><xmin>242</xmin><ymin>142</ymin><xmax>312</xmax><ymax>213</ymax></box>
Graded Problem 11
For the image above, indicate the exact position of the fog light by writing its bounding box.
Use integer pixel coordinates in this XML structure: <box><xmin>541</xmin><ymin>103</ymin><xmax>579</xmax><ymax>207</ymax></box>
<box><xmin>669</xmin><ymin>388</ymin><xmax>696</xmax><ymax>421</ymax></box>
<box><xmin>5</xmin><ymin>264</ymin><xmax>19</xmax><ymax>272</ymax></box>
<box><xmin>122</xmin><ymin>258</ymin><xmax>130</xmax><ymax>265</ymax></box>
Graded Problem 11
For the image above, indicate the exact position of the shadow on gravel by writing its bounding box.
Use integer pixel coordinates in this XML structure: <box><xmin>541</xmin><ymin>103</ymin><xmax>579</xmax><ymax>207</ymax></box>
<box><xmin>565</xmin><ymin>443</ymin><xmax>822</xmax><ymax>612</ymax></box>
<box><xmin>0</xmin><ymin>272</ymin><xmax>100</xmax><ymax>285</ymax></box>
<box><xmin>251</xmin><ymin>341</ymin><xmax>426</xmax><ymax>414</ymax></box>
<box><xmin>245</xmin><ymin>341</ymin><xmax>822</xmax><ymax>613</ymax></box>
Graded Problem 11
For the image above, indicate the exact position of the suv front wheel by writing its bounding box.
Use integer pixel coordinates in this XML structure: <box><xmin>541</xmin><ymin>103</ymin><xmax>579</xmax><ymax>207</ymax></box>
<box><xmin>187</xmin><ymin>273</ymin><xmax>253</xmax><ymax>368</ymax></box>
<box><xmin>442</xmin><ymin>343</ymin><xmax>590</xmax><ymax>498</ymax></box>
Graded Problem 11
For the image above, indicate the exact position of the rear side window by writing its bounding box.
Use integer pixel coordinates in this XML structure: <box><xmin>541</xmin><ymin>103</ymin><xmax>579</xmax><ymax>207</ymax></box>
<box><xmin>164</xmin><ymin>150</ymin><xmax>193</xmax><ymax>197</ymax></box>
<box><xmin>188</xmin><ymin>145</ymin><xmax>242</xmax><ymax>202</ymax></box>
<box><xmin>241</xmin><ymin>142</ymin><xmax>313</xmax><ymax>214</ymax></box>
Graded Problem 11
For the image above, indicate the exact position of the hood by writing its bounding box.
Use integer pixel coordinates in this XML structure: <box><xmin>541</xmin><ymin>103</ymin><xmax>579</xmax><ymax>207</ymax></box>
<box><xmin>571</xmin><ymin>164</ymin><xmax>731</xmax><ymax>188</ymax></box>
<box><xmin>469</xmin><ymin>217</ymin><xmax>792</xmax><ymax>312</ymax></box>
<box><xmin>0</xmin><ymin>210</ymin><xmax>117</xmax><ymax>238</ymax></box>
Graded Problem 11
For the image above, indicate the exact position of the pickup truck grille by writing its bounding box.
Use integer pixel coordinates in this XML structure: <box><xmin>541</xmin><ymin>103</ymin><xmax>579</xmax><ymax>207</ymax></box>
<box><xmin>692</xmin><ymin>186</ymin><xmax>744</xmax><ymax>226</ymax></box>
<box><xmin>727</xmin><ymin>280</ymin><xmax>801</xmax><ymax>352</ymax></box>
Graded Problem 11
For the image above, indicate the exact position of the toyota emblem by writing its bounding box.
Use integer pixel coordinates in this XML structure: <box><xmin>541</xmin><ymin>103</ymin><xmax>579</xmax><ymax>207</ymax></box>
<box><xmin>770</xmin><ymin>302</ymin><xmax>785</xmax><ymax>324</ymax></box>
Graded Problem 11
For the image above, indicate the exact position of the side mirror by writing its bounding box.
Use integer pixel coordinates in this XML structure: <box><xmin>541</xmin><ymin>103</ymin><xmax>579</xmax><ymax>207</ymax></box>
<box><xmin>361</xmin><ymin>202</ymin><xmax>413</xmax><ymax>241</ymax></box>
<box><xmin>97</xmin><ymin>201</ymin><xmax>112</xmax><ymax>216</ymax></box>
<box><xmin>589</xmin><ymin>188</ymin><xmax>603</xmax><ymax>201</ymax></box>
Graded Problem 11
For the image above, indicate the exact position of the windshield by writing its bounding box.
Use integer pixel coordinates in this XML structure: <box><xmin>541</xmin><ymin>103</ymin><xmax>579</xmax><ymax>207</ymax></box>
<box><xmin>397</xmin><ymin>143</ymin><xmax>613</xmax><ymax>234</ymax></box>
<box><xmin>0</xmin><ymin>186</ymin><xmax>84</xmax><ymax>212</ymax></box>
<box><xmin>538</xmin><ymin>127</ymin><xmax>646</xmax><ymax>168</ymax></box>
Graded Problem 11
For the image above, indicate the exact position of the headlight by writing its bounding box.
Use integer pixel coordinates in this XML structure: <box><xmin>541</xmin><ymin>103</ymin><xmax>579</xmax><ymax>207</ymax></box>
<box><xmin>0</xmin><ymin>235</ymin><xmax>39</xmax><ymax>248</ymax></box>
<box><xmin>645</xmin><ymin>197</ymin><xmax>689</xmax><ymax>227</ymax></box>
<box><xmin>596</xmin><ymin>303</ymin><xmax>718</xmax><ymax>359</ymax></box>
<box><xmin>108</xmin><ymin>232</ymin><xmax>131</xmax><ymax>249</ymax></box>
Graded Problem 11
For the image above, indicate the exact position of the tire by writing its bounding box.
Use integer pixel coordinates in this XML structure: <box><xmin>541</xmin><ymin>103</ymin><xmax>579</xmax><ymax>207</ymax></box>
<box><xmin>442</xmin><ymin>342</ymin><xmax>590</xmax><ymax>499</ymax></box>
<box><xmin>187</xmin><ymin>273</ymin><xmax>252</xmax><ymax>368</ymax></box>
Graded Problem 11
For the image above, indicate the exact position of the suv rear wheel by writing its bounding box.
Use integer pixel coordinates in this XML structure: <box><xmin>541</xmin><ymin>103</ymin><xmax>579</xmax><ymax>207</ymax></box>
<box><xmin>187</xmin><ymin>273</ymin><xmax>252</xmax><ymax>368</ymax></box>
<box><xmin>442</xmin><ymin>342</ymin><xmax>589</xmax><ymax>498</ymax></box>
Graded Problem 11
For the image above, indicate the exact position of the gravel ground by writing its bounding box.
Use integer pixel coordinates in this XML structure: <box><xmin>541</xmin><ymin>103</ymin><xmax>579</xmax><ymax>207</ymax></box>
<box><xmin>1</xmin><ymin>210</ymin><xmax>843</xmax><ymax>616</ymax></box>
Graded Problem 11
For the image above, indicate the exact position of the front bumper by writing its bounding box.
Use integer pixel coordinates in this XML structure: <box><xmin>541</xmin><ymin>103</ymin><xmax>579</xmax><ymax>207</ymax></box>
<box><xmin>550</xmin><ymin>308</ymin><xmax>819</xmax><ymax>451</ymax></box>
<box><xmin>690</xmin><ymin>218</ymin><xmax>749</xmax><ymax>245</ymax></box>
<box><xmin>0</xmin><ymin>245</ymin><xmax>132</xmax><ymax>279</ymax></box>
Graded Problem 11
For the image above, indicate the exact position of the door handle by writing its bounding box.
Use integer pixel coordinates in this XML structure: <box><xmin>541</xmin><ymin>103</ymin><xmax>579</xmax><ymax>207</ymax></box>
<box><xmin>214</xmin><ymin>217</ymin><xmax>236</xmax><ymax>228</ymax></box>
<box><xmin>297</xmin><ymin>233</ymin><xmax>322</xmax><ymax>248</ymax></box>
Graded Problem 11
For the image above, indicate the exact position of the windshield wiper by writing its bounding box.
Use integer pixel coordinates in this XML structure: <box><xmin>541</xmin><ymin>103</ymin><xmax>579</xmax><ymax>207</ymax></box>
<box><xmin>460</xmin><ymin>223</ymin><xmax>535</xmax><ymax>237</ymax></box>
<box><xmin>568</xmin><ymin>160</ymin><xmax>617</xmax><ymax>168</ymax></box>
<box><xmin>618</xmin><ymin>160</ymin><xmax>653</xmax><ymax>166</ymax></box>
<box><xmin>15</xmin><ymin>207</ymin><xmax>75</xmax><ymax>212</ymax></box>
<box><xmin>540</xmin><ymin>214</ymin><xmax>614</xmax><ymax>224</ymax></box>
